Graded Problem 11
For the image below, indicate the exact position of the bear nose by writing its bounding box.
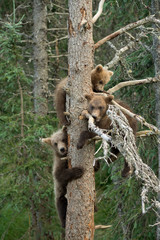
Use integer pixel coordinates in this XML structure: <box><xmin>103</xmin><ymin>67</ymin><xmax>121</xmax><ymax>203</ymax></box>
<box><xmin>60</xmin><ymin>147</ymin><xmax>65</xmax><ymax>153</ymax></box>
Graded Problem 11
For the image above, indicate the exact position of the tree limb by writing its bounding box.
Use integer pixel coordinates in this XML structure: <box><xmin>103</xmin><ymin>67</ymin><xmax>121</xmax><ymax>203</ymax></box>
<box><xmin>80</xmin><ymin>0</ymin><xmax>105</xmax><ymax>26</ymax></box>
<box><xmin>136</xmin><ymin>130</ymin><xmax>156</xmax><ymax>137</ymax></box>
<box><xmin>48</xmin><ymin>36</ymin><xmax>68</xmax><ymax>45</ymax></box>
<box><xmin>112</xmin><ymin>100</ymin><xmax>160</xmax><ymax>136</ymax></box>
<box><xmin>105</xmin><ymin>41</ymin><xmax>136</xmax><ymax>69</ymax></box>
<box><xmin>107</xmin><ymin>76</ymin><xmax>160</xmax><ymax>94</ymax></box>
<box><xmin>94</xmin><ymin>14</ymin><xmax>160</xmax><ymax>49</ymax></box>
<box><xmin>92</xmin><ymin>0</ymin><xmax>105</xmax><ymax>24</ymax></box>
<box><xmin>95</xmin><ymin>225</ymin><xmax>112</xmax><ymax>229</ymax></box>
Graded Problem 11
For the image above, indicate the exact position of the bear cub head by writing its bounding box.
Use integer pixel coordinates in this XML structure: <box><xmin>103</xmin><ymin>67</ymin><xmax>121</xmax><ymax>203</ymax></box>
<box><xmin>91</xmin><ymin>64</ymin><xmax>113</xmax><ymax>92</ymax></box>
<box><xmin>85</xmin><ymin>93</ymin><xmax>114</xmax><ymax>122</ymax></box>
<box><xmin>41</xmin><ymin>128</ymin><xmax>67</xmax><ymax>157</ymax></box>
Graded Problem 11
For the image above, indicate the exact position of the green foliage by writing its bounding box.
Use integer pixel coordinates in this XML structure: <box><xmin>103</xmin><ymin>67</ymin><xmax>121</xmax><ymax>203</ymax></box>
<box><xmin>0</xmin><ymin>8</ymin><xmax>60</xmax><ymax>240</ymax></box>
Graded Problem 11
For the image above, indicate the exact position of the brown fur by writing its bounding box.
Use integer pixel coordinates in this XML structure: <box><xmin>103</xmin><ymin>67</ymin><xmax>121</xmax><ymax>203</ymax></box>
<box><xmin>77</xmin><ymin>94</ymin><xmax>137</xmax><ymax>177</ymax></box>
<box><xmin>41</xmin><ymin>128</ymin><xmax>84</xmax><ymax>228</ymax></box>
<box><xmin>54</xmin><ymin>65</ymin><xmax>113</xmax><ymax>126</ymax></box>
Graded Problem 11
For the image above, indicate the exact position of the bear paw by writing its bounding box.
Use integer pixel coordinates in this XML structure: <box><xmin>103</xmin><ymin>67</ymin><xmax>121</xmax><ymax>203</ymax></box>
<box><xmin>72</xmin><ymin>167</ymin><xmax>84</xmax><ymax>179</ymax></box>
<box><xmin>77</xmin><ymin>141</ymin><xmax>85</xmax><ymax>149</ymax></box>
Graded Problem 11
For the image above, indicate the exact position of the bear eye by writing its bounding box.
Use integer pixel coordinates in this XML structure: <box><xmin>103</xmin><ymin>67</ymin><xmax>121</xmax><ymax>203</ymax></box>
<box><xmin>62</xmin><ymin>139</ymin><xmax>66</xmax><ymax>143</ymax></box>
<box><xmin>99</xmin><ymin>106</ymin><xmax>104</xmax><ymax>110</ymax></box>
<box><xmin>99</xmin><ymin>80</ymin><xmax>103</xmax><ymax>84</ymax></box>
<box><xmin>54</xmin><ymin>142</ymin><xmax>57</xmax><ymax>146</ymax></box>
<box><xmin>90</xmin><ymin>106</ymin><xmax>94</xmax><ymax>111</ymax></box>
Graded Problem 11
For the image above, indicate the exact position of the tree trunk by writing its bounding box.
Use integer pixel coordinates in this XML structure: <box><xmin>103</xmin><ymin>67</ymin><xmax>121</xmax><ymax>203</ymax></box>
<box><xmin>151</xmin><ymin>1</ymin><xmax>160</xmax><ymax>239</ymax></box>
<box><xmin>33</xmin><ymin>0</ymin><xmax>48</xmax><ymax>115</ymax></box>
<box><xmin>32</xmin><ymin>1</ymin><xmax>48</xmax><ymax>239</ymax></box>
<box><xmin>65</xmin><ymin>1</ymin><xmax>95</xmax><ymax>239</ymax></box>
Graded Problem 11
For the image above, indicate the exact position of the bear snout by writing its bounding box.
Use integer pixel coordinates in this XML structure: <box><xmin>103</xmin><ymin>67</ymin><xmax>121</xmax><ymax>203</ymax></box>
<box><xmin>91</xmin><ymin>113</ymin><xmax>101</xmax><ymax>122</ymax></box>
<box><xmin>60</xmin><ymin>147</ymin><xmax>66</xmax><ymax>153</ymax></box>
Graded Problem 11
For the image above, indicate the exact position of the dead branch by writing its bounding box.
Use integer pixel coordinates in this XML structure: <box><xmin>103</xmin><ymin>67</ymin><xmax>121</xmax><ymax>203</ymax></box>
<box><xmin>47</xmin><ymin>28</ymin><xmax>67</xmax><ymax>31</ymax></box>
<box><xmin>80</xmin><ymin>0</ymin><xmax>105</xmax><ymax>27</ymax></box>
<box><xmin>52</xmin><ymin>3</ymin><xmax>68</xmax><ymax>12</ymax></box>
<box><xmin>84</xmin><ymin>106</ymin><xmax>160</xmax><ymax>215</ymax></box>
<box><xmin>48</xmin><ymin>54</ymin><xmax>68</xmax><ymax>58</ymax></box>
<box><xmin>94</xmin><ymin>14</ymin><xmax>160</xmax><ymax>49</ymax></box>
<box><xmin>112</xmin><ymin>100</ymin><xmax>160</xmax><ymax>136</ymax></box>
<box><xmin>105</xmin><ymin>41</ymin><xmax>136</xmax><ymax>69</ymax></box>
<box><xmin>107</xmin><ymin>76</ymin><xmax>160</xmax><ymax>94</ymax></box>
<box><xmin>95</xmin><ymin>225</ymin><xmax>112</xmax><ymax>229</ymax></box>
<box><xmin>136</xmin><ymin>130</ymin><xmax>156</xmax><ymax>137</ymax></box>
<box><xmin>92</xmin><ymin>0</ymin><xmax>105</xmax><ymax>24</ymax></box>
<box><xmin>48</xmin><ymin>36</ymin><xmax>68</xmax><ymax>45</ymax></box>
<box><xmin>47</xmin><ymin>12</ymin><xmax>69</xmax><ymax>16</ymax></box>
<box><xmin>106</xmin><ymin>105</ymin><xmax>160</xmax><ymax>214</ymax></box>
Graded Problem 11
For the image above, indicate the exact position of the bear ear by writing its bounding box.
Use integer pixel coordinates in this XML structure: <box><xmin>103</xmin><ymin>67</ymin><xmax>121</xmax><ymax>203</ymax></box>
<box><xmin>95</xmin><ymin>64</ymin><xmax>103</xmax><ymax>73</ymax></box>
<box><xmin>105</xmin><ymin>94</ymin><xmax>114</xmax><ymax>103</ymax></box>
<box><xmin>85</xmin><ymin>93</ymin><xmax>94</xmax><ymax>101</ymax></box>
<box><xmin>41</xmin><ymin>137</ymin><xmax>52</xmax><ymax>146</ymax></box>
<box><xmin>108</xmin><ymin>71</ymin><xmax>114</xmax><ymax>77</ymax></box>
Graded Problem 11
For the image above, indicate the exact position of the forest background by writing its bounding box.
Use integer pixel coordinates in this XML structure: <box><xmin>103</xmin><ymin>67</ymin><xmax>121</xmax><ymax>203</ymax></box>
<box><xmin>0</xmin><ymin>0</ymin><xmax>159</xmax><ymax>239</ymax></box>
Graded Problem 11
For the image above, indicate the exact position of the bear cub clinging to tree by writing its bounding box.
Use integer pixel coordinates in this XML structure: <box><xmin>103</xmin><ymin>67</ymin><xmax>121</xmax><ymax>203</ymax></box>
<box><xmin>77</xmin><ymin>93</ymin><xmax>137</xmax><ymax>177</ymax></box>
<box><xmin>54</xmin><ymin>64</ymin><xmax>113</xmax><ymax>126</ymax></box>
<box><xmin>41</xmin><ymin>128</ymin><xmax>84</xmax><ymax>228</ymax></box>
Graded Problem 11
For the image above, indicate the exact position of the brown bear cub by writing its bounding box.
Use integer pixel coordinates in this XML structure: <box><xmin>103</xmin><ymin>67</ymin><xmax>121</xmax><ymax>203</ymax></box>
<box><xmin>77</xmin><ymin>94</ymin><xmax>137</xmax><ymax>177</ymax></box>
<box><xmin>41</xmin><ymin>128</ymin><xmax>84</xmax><ymax>228</ymax></box>
<box><xmin>54</xmin><ymin>65</ymin><xmax>113</xmax><ymax>126</ymax></box>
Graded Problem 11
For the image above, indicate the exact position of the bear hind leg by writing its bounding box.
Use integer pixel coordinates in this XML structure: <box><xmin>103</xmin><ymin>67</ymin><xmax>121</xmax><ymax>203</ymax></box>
<box><xmin>56</xmin><ymin>196</ymin><xmax>67</xmax><ymax>228</ymax></box>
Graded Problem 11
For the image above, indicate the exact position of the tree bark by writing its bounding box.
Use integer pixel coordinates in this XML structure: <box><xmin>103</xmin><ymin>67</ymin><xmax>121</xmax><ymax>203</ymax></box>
<box><xmin>151</xmin><ymin>1</ymin><xmax>160</xmax><ymax>239</ymax></box>
<box><xmin>65</xmin><ymin>1</ymin><xmax>95</xmax><ymax>239</ymax></box>
<box><xmin>33</xmin><ymin>0</ymin><xmax>48</xmax><ymax>115</ymax></box>
<box><xmin>32</xmin><ymin>1</ymin><xmax>48</xmax><ymax>239</ymax></box>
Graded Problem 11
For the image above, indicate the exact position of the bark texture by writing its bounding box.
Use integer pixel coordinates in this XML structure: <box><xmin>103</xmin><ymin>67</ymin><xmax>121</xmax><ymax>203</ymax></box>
<box><xmin>32</xmin><ymin>1</ymin><xmax>48</xmax><ymax>239</ymax></box>
<box><xmin>33</xmin><ymin>0</ymin><xmax>48</xmax><ymax>115</ymax></box>
<box><xmin>65</xmin><ymin>1</ymin><xmax>95</xmax><ymax>239</ymax></box>
<box><xmin>151</xmin><ymin>1</ymin><xmax>160</xmax><ymax>239</ymax></box>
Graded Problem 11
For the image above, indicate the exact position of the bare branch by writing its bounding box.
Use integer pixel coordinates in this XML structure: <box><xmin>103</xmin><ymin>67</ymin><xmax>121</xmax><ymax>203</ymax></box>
<box><xmin>112</xmin><ymin>100</ymin><xmax>160</xmax><ymax>136</ymax></box>
<box><xmin>48</xmin><ymin>54</ymin><xmax>68</xmax><ymax>58</ymax></box>
<box><xmin>92</xmin><ymin>0</ymin><xmax>105</xmax><ymax>24</ymax></box>
<box><xmin>47</xmin><ymin>28</ymin><xmax>67</xmax><ymax>31</ymax></box>
<box><xmin>80</xmin><ymin>0</ymin><xmax>105</xmax><ymax>27</ymax></box>
<box><xmin>106</xmin><ymin>105</ymin><xmax>160</xmax><ymax>214</ymax></box>
<box><xmin>47</xmin><ymin>12</ymin><xmax>68</xmax><ymax>16</ymax></box>
<box><xmin>95</xmin><ymin>225</ymin><xmax>112</xmax><ymax>229</ymax></box>
<box><xmin>107</xmin><ymin>76</ymin><xmax>160</xmax><ymax>94</ymax></box>
<box><xmin>48</xmin><ymin>36</ymin><xmax>68</xmax><ymax>45</ymax></box>
<box><xmin>105</xmin><ymin>41</ymin><xmax>136</xmax><ymax>69</ymax></box>
<box><xmin>136</xmin><ymin>130</ymin><xmax>156</xmax><ymax>137</ymax></box>
<box><xmin>94</xmin><ymin>14</ymin><xmax>160</xmax><ymax>49</ymax></box>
